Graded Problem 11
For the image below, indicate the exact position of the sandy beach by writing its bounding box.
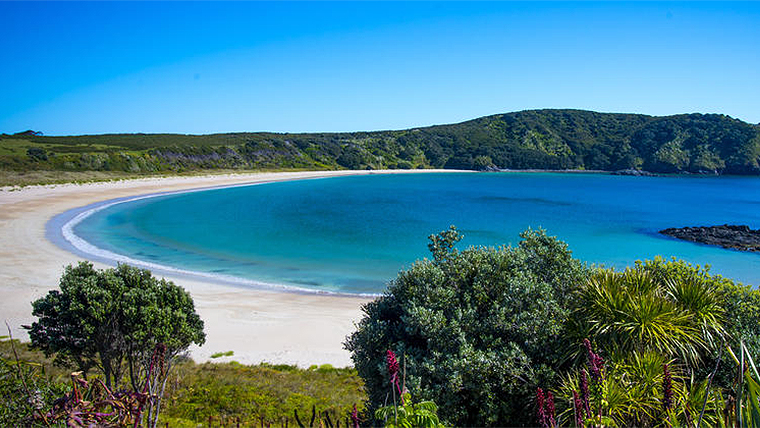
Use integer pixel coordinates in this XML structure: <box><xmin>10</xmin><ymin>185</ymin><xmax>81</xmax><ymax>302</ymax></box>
<box><xmin>0</xmin><ymin>170</ymin><xmax>450</xmax><ymax>367</ymax></box>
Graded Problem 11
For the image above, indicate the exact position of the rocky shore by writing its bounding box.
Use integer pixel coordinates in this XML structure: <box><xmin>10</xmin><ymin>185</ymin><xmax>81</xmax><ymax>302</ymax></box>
<box><xmin>660</xmin><ymin>225</ymin><xmax>760</xmax><ymax>252</ymax></box>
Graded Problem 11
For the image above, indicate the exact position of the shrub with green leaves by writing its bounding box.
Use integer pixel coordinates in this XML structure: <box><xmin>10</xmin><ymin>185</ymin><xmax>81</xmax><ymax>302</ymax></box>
<box><xmin>375</xmin><ymin>392</ymin><xmax>444</xmax><ymax>428</ymax></box>
<box><xmin>29</xmin><ymin>262</ymin><xmax>206</xmax><ymax>390</ymax></box>
<box><xmin>0</xmin><ymin>336</ymin><xmax>69</xmax><ymax>427</ymax></box>
<box><xmin>28</xmin><ymin>262</ymin><xmax>206</xmax><ymax>427</ymax></box>
<box><xmin>632</xmin><ymin>257</ymin><xmax>760</xmax><ymax>389</ymax></box>
<box><xmin>345</xmin><ymin>227</ymin><xmax>589</xmax><ymax>426</ymax></box>
<box><xmin>567</xmin><ymin>265</ymin><xmax>726</xmax><ymax>367</ymax></box>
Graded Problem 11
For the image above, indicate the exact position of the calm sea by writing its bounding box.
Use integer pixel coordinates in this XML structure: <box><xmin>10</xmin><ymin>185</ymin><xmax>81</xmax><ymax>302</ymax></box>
<box><xmin>72</xmin><ymin>172</ymin><xmax>760</xmax><ymax>294</ymax></box>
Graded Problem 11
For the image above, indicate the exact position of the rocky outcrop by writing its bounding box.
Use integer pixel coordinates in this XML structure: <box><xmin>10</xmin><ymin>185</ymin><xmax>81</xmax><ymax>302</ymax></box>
<box><xmin>612</xmin><ymin>168</ymin><xmax>657</xmax><ymax>177</ymax></box>
<box><xmin>660</xmin><ymin>225</ymin><xmax>760</xmax><ymax>252</ymax></box>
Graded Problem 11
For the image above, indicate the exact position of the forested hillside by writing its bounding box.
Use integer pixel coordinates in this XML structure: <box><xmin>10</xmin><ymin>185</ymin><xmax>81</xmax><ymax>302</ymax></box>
<box><xmin>2</xmin><ymin>110</ymin><xmax>759</xmax><ymax>178</ymax></box>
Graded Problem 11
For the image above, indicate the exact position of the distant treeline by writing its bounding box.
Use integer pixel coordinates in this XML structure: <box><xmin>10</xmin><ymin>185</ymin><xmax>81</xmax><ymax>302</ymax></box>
<box><xmin>2</xmin><ymin>109</ymin><xmax>759</xmax><ymax>175</ymax></box>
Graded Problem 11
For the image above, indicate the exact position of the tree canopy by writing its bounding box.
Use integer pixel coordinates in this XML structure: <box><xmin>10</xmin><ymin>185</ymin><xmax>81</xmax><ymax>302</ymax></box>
<box><xmin>28</xmin><ymin>262</ymin><xmax>205</xmax><ymax>390</ymax></box>
<box><xmin>344</xmin><ymin>227</ymin><xmax>589</xmax><ymax>426</ymax></box>
<box><xmin>346</xmin><ymin>228</ymin><xmax>760</xmax><ymax>427</ymax></box>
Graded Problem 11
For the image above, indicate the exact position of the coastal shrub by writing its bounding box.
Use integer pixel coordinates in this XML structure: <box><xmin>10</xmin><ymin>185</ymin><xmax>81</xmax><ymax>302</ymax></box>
<box><xmin>547</xmin><ymin>340</ymin><xmax>726</xmax><ymax>427</ymax></box>
<box><xmin>636</xmin><ymin>257</ymin><xmax>760</xmax><ymax>360</ymax></box>
<box><xmin>0</xmin><ymin>335</ymin><xmax>69</xmax><ymax>427</ymax></box>
<box><xmin>29</xmin><ymin>262</ymin><xmax>206</xmax><ymax>389</ymax></box>
<box><xmin>375</xmin><ymin>349</ymin><xmax>444</xmax><ymax>428</ymax></box>
<box><xmin>345</xmin><ymin>227</ymin><xmax>589</xmax><ymax>426</ymax></box>
<box><xmin>547</xmin><ymin>259</ymin><xmax>760</xmax><ymax>427</ymax></box>
<box><xmin>28</xmin><ymin>262</ymin><xmax>206</xmax><ymax>426</ymax></box>
<box><xmin>567</xmin><ymin>266</ymin><xmax>726</xmax><ymax>367</ymax></box>
<box><xmin>632</xmin><ymin>257</ymin><xmax>760</xmax><ymax>388</ymax></box>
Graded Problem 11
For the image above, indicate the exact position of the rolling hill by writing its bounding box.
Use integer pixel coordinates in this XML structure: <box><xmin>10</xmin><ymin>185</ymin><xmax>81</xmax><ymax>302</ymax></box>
<box><xmin>2</xmin><ymin>109</ymin><xmax>759</xmax><ymax>178</ymax></box>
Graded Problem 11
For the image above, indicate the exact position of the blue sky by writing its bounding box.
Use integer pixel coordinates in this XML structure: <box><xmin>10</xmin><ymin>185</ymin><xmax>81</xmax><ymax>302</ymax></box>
<box><xmin>1</xmin><ymin>2</ymin><xmax>758</xmax><ymax>135</ymax></box>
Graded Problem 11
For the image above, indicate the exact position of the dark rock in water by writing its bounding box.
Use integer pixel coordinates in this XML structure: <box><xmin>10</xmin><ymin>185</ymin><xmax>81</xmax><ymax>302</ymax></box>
<box><xmin>660</xmin><ymin>225</ymin><xmax>760</xmax><ymax>252</ymax></box>
<box><xmin>612</xmin><ymin>168</ymin><xmax>657</xmax><ymax>177</ymax></box>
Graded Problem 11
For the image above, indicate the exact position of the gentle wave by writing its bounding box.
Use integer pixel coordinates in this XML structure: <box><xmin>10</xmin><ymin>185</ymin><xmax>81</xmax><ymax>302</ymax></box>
<box><xmin>59</xmin><ymin>184</ymin><xmax>382</xmax><ymax>298</ymax></box>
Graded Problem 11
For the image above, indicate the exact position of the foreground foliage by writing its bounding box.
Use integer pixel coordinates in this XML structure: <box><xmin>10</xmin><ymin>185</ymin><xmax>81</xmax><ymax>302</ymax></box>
<box><xmin>375</xmin><ymin>392</ymin><xmax>443</xmax><ymax>428</ymax></box>
<box><xmin>569</xmin><ymin>266</ymin><xmax>725</xmax><ymax>367</ymax></box>
<box><xmin>28</xmin><ymin>262</ymin><xmax>206</xmax><ymax>426</ymax></box>
<box><xmin>374</xmin><ymin>350</ymin><xmax>444</xmax><ymax>428</ymax></box>
<box><xmin>0</xmin><ymin>334</ymin><xmax>69</xmax><ymax>427</ymax></box>
<box><xmin>29</xmin><ymin>262</ymin><xmax>206</xmax><ymax>390</ymax></box>
<box><xmin>345</xmin><ymin>227</ymin><xmax>590</xmax><ymax>426</ymax></box>
<box><xmin>348</xmin><ymin>227</ymin><xmax>760</xmax><ymax>427</ymax></box>
<box><xmin>0</xmin><ymin>338</ymin><xmax>366</xmax><ymax>427</ymax></box>
<box><xmin>10</xmin><ymin>230</ymin><xmax>760</xmax><ymax>426</ymax></box>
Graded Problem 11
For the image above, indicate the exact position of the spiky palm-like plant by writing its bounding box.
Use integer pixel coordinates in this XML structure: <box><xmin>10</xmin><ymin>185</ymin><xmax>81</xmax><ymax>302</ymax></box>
<box><xmin>556</xmin><ymin>347</ymin><xmax>726</xmax><ymax>427</ymax></box>
<box><xmin>570</xmin><ymin>268</ymin><xmax>725</xmax><ymax>367</ymax></box>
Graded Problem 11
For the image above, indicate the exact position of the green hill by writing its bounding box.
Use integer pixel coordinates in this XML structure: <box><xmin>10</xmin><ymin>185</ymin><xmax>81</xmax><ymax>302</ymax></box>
<box><xmin>2</xmin><ymin>109</ymin><xmax>759</xmax><ymax>181</ymax></box>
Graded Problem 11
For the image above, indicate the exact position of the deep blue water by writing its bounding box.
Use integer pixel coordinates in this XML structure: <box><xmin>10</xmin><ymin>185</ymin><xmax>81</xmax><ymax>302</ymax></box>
<box><xmin>72</xmin><ymin>173</ymin><xmax>760</xmax><ymax>294</ymax></box>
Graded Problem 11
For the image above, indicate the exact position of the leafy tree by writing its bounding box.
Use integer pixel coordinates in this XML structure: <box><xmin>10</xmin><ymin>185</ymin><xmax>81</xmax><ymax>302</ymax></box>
<box><xmin>28</xmin><ymin>262</ymin><xmax>205</xmax><ymax>392</ymax></box>
<box><xmin>472</xmin><ymin>155</ymin><xmax>495</xmax><ymax>170</ymax></box>
<box><xmin>345</xmin><ymin>227</ymin><xmax>589</xmax><ymax>426</ymax></box>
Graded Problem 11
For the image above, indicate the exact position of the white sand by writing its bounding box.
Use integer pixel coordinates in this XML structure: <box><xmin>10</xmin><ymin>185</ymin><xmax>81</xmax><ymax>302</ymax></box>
<box><xmin>0</xmin><ymin>170</ymin><xmax>454</xmax><ymax>367</ymax></box>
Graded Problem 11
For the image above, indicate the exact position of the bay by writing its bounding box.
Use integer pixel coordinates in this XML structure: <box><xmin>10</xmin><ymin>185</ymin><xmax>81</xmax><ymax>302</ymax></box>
<box><xmin>73</xmin><ymin>172</ymin><xmax>760</xmax><ymax>294</ymax></box>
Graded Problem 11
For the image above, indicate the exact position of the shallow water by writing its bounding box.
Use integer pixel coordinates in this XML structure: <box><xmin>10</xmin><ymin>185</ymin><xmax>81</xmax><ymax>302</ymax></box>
<box><xmin>72</xmin><ymin>172</ymin><xmax>760</xmax><ymax>293</ymax></box>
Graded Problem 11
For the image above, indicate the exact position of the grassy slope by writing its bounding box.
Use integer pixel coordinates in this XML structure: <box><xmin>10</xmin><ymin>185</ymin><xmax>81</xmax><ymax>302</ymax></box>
<box><xmin>0</xmin><ymin>339</ymin><xmax>366</xmax><ymax>427</ymax></box>
<box><xmin>2</xmin><ymin>109</ymin><xmax>760</xmax><ymax>186</ymax></box>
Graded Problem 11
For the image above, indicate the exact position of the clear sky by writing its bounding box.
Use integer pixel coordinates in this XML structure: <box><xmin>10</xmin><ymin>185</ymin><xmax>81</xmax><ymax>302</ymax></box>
<box><xmin>1</xmin><ymin>2</ymin><xmax>758</xmax><ymax>135</ymax></box>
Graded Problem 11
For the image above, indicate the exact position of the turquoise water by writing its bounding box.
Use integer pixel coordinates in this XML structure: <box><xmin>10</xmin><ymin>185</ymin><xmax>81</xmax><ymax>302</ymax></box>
<box><xmin>73</xmin><ymin>173</ymin><xmax>760</xmax><ymax>293</ymax></box>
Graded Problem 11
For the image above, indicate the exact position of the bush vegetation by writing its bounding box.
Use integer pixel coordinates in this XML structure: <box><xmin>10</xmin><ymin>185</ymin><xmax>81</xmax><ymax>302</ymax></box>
<box><xmin>28</xmin><ymin>262</ymin><xmax>206</xmax><ymax>426</ymax></box>
<box><xmin>0</xmin><ymin>334</ymin><xmax>69</xmax><ymax>427</ymax></box>
<box><xmin>2</xmin><ymin>109</ymin><xmax>759</xmax><ymax>185</ymax></box>
<box><xmin>29</xmin><ymin>263</ymin><xmax>206</xmax><ymax>389</ymax></box>
<box><xmin>347</xmin><ymin>227</ymin><xmax>760</xmax><ymax>427</ymax></box>
<box><xmin>6</xmin><ymin>228</ymin><xmax>760</xmax><ymax>426</ymax></box>
<box><xmin>346</xmin><ymin>227</ymin><xmax>590</xmax><ymax>426</ymax></box>
<box><xmin>0</xmin><ymin>338</ymin><xmax>366</xmax><ymax>427</ymax></box>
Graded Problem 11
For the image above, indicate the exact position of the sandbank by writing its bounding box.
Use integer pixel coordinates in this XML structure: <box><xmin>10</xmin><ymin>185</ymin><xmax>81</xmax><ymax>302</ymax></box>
<box><xmin>0</xmin><ymin>169</ymin><xmax>455</xmax><ymax>367</ymax></box>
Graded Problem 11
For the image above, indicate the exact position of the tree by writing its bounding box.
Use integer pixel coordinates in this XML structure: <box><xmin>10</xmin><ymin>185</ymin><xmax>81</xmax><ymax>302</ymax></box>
<box><xmin>472</xmin><ymin>155</ymin><xmax>495</xmax><ymax>171</ymax></box>
<box><xmin>345</xmin><ymin>227</ymin><xmax>589</xmax><ymax>426</ymax></box>
<box><xmin>28</xmin><ymin>262</ymin><xmax>205</xmax><ymax>392</ymax></box>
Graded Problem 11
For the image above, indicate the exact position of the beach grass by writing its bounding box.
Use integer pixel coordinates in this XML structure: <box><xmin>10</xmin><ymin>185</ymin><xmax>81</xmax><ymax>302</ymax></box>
<box><xmin>0</xmin><ymin>338</ymin><xmax>366</xmax><ymax>426</ymax></box>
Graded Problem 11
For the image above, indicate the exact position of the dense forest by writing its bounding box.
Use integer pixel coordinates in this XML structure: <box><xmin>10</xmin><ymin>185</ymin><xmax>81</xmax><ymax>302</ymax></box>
<box><xmin>2</xmin><ymin>110</ymin><xmax>759</xmax><ymax>178</ymax></box>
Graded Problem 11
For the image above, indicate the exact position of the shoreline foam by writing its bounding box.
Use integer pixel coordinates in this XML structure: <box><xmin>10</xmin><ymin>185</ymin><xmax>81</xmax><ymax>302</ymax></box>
<box><xmin>53</xmin><ymin>177</ymin><xmax>382</xmax><ymax>298</ymax></box>
<box><xmin>0</xmin><ymin>170</ymin><xmax>461</xmax><ymax>366</ymax></box>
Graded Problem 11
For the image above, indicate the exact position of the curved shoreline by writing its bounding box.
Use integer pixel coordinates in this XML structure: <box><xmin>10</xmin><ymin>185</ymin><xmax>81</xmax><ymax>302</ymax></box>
<box><xmin>50</xmin><ymin>177</ymin><xmax>383</xmax><ymax>298</ymax></box>
<box><xmin>0</xmin><ymin>170</ymin><xmax>461</xmax><ymax>366</ymax></box>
